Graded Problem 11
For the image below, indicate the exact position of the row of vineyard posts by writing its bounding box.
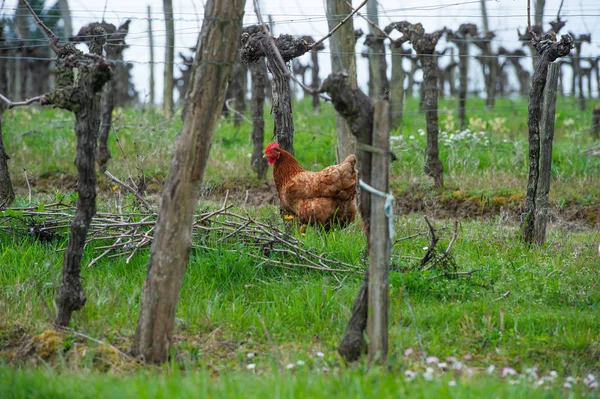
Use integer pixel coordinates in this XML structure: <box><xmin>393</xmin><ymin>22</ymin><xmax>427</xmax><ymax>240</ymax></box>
<box><xmin>0</xmin><ymin>0</ymin><xmax>587</xmax><ymax>365</ymax></box>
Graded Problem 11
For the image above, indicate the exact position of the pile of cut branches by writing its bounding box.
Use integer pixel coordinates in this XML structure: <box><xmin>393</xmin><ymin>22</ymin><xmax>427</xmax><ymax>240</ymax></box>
<box><xmin>0</xmin><ymin>201</ymin><xmax>360</xmax><ymax>274</ymax></box>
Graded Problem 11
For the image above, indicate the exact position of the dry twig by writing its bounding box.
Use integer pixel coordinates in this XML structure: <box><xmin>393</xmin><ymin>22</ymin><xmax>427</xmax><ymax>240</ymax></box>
<box><xmin>0</xmin><ymin>93</ymin><xmax>42</xmax><ymax>109</ymax></box>
<box><xmin>104</xmin><ymin>170</ymin><xmax>153</xmax><ymax>212</ymax></box>
<box><xmin>1</xmin><ymin>203</ymin><xmax>358</xmax><ymax>274</ymax></box>
<box><xmin>312</xmin><ymin>0</ymin><xmax>369</xmax><ymax>49</ymax></box>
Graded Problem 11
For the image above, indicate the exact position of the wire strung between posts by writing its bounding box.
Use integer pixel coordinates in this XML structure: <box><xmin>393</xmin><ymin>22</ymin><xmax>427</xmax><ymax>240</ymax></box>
<box><xmin>358</xmin><ymin>178</ymin><xmax>428</xmax><ymax>363</ymax></box>
<box><xmin>358</xmin><ymin>179</ymin><xmax>395</xmax><ymax>242</ymax></box>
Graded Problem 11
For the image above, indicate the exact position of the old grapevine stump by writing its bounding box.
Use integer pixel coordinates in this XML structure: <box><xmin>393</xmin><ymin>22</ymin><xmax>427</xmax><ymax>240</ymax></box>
<box><xmin>321</xmin><ymin>72</ymin><xmax>375</xmax><ymax>362</ymax></box>
<box><xmin>40</xmin><ymin>29</ymin><xmax>112</xmax><ymax>326</ymax></box>
<box><xmin>386</xmin><ymin>21</ymin><xmax>445</xmax><ymax>188</ymax></box>
<box><xmin>521</xmin><ymin>33</ymin><xmax>573</xmax><ymax>244</ymax></box>
<box><xmin>241</xmin><ymin>31</ymin><xmax>310</xmax><ymax>155</ymax></box>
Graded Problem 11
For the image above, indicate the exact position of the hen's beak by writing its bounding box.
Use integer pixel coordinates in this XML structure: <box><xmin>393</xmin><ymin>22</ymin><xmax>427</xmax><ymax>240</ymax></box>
<box><xmin>263</xmin><ymin>153</ymin><xmax>268</xmax><ymax>158</ymax></box>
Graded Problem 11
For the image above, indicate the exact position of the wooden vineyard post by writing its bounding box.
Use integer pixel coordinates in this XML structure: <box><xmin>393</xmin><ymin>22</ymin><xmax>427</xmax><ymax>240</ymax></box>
<box><xmin>133</xmin><ymin>0</ymin><xmax>246</xmax><ymax>363</ymax></box>
<box><xmin>325</xmin><ymin>0</ymin><xmax>358</xmax><ymax>162</ymax></box>
<box><xmin>532</xmin><ymin>63</ymin><xmax>559</xmax><ymax>243</ymax></box>
<box><xmin>148</xmin><ymin>5</ymin><xmax>155</xmax><ymax>106</ymax></box>
<box><xmin>592</xmin><ymin>105</ymin><xmax>600</xmax><ymax>140</ymax></box>
<box><xmin>367</xmin><ymin>99</ymin><xmax>391</xmax><ymax>363</ymax></box>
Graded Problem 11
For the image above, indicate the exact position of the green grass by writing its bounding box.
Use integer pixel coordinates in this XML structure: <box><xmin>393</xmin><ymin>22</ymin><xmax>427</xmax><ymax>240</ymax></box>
<box><xmin>1</xmin><ymin>96</ymin><xmax>599</xmax><ymax>397</ymax></box>
<box><xmin>2</xmin><ymin>365</ymin><xmax>594</xmax><ymax>399</ymax></box>
<box><xmin>4</xmin><ymin>96</ymin><xmax>599</xmax><ymax>201</ymax></box>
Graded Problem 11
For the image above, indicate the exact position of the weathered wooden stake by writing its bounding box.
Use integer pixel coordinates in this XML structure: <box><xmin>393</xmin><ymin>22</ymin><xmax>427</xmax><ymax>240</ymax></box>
<box><xmin>591</xmin><ymin>105</ymin><xmax>600</xmax><ymax>140</ymax></box>
<box><xmin>447</xmin><ymin>24</ymin><xmax>477</xmax><ymax>129</ymax></box>
<box><xmin>326</xmin><ymin>0</ymin><xmax>358</xmax><ymax>161</ymax></box>
<box><xmin>367</xmin><ymin>99</ymin><xmax>390</xmax><ymax>364</ymax></box>
<box><xmin>163</xmin><ymin>0</ymin><xmax>175</xmax><ymax>116</ymax></box>
<box><xmin>321</xmin><ymin>72</ymin><xmax>373</xmax><ymax>362</ymax></box>
<box><xmin>0</xmin><ymin>21</ymin><xmax>14</xmax><ymax>209</ymax></box>
<box><xmin>246</xmin><ymin>25</ymin><xmax>268</xmax><ymax>179</ymax></box>
<box><xmin>148</xmin><ymin>5</ymin><xmax>155</xmax><ymax>106</ymax></box>
<box><xmin>532</xmin><ymin>63</ymin><xmax>559</xmax><ymax>244</ymax></box>
<box><xmin>133</xmin><ymin>0</ymin><xmax>245</xmax><ymax>363</ymax></box>
<box><xmin>389</xmin><ymin>43</ymin><xmax>407</xmax><ymax>129</ymax></box>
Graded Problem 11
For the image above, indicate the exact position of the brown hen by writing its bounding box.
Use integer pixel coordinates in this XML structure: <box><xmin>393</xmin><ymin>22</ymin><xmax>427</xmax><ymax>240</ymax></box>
<box><xmin>264</xmin><ymin>142</ymin><xmax>358</xmax><ymax>230</ymax></box>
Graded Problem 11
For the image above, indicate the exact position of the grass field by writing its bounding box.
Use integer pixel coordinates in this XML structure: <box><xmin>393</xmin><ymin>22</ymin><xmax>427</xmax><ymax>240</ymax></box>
<box><xmin>1</xmin><ymin>96</ymin><xmax>599</xmax><ymax>398</ymax></box>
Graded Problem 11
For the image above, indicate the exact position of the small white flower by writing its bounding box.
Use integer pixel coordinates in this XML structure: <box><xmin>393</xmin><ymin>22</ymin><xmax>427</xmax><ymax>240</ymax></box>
<box><xmin>563</xmin><ymin>382</ymin><xmax>573</xmax><ymax>389</ymax></box>
<box><xmin>537</xmin><ymin>379</ymin><xmax>545</xmax><ymax>386</ymax></box>
<box><xmin>316</xmin><ymin>351</ymin><xmax>325</xmax><ymax>358</ymax></box>
<box><xmin>404</xmin><ymin>370</ymin><xmax>417</xmax><ymax>380</ymax></box>
<box><xmin>296</xmin><ymin>360</ymin><xmax>305</xmax><ymax>366</ymax></box>
<box><xmin>584</xmin><ymin>374</ymin><xmax>597</xmax><ymax>387</ymax></box>
<box><xmin>286</xmin><ymin>363</ymin><xmax>295</xmax><ymax>369</ymax></box>
<box><xmin>419</xmin><ymin>131</ymin><xmax>425</xmax><ymax>136</ymax></box>
<box><xmin>247</xmin><ymin>352</ymin><xmax>255</xmax><ymax>358</ymax></box>
<box><xmin>247</xmin><ymin>153</ymin><xmax>252</xmax><ymax>158</ymax></box>
<box><xmin>487</xmin><ymin>365</ymin><xmax>496</xmax><ymax>375</ymax></box>
<box><xmin>404</xmin><ymin>348</ymin><xmax>414</xmax><ymax>357</ymax></box>
<box><xmin>246</xmin><ymin>363</ymin><xmax>256</xmax><ymax>370</ymax></box>
<box><xmin>566</xmin><ymin>376</ymin><xmax>577</xmax><ymax>384</ymax></box>
<box><xmin>409</xmin><ymin>135</ymin><xmax>415</xmax><ymax>139</ymax></box>
<box><xmin>502</xmin><ymin>367</ymin><xmax>517</xmax><ymax>377</ymax></box>
<box><xmin>423</xmin><ymin>367</ymin><xmax>435</xmax><ymax>381</ymax></box>
<box><xmin>452</xmin><ymin>361</ymin><xmax>463</xmax><ymax>370</ymax></box>
<box><xmin>448</xmin><ymin>380</ymin><xmax>457</xmax><ymax>387</ymax></box>
<box><xmin>423</xmin><ymin>246</ymin><xmax>429</xmax><ymax>251</ymax></box>
<box><xmin>438</xmin><ymin>362</ymin><xmax>448</xmax><ymax>370</ymax></box>
<box><xmin>425</xmin><ymin>356</ymin><xmax>439</xmax><ymax>365</ymax></box>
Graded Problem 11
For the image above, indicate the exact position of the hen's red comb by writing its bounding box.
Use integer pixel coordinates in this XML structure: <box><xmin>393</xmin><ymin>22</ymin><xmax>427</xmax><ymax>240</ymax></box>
<box><xmin>265</xmin><ymin>142</ymin><xmax>279</xmax><ymax>153</ymax></box>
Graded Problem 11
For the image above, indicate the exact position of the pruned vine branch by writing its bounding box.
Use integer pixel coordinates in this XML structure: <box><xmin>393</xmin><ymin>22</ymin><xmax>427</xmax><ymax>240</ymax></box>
<box><xmin>1</xmin><ymin>203</ymin><xmax>361</xmax><ymax>275</ymax></box>
<box><xmin>0</xmin><ymin>93</ymin><xmax>42</xmax><ymax>109</ymax></box>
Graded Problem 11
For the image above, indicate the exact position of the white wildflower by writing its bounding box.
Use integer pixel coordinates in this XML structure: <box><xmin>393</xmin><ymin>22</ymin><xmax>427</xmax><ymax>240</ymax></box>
<box><xmin>246</xmin><ymin>363</ymin><xmax>256</xmax><ymax>370</ymax></box>
<box><xmin>316</xmin><ymin>352</ymin><xmax>325</xmax><ymax>358</ymax></box>
<box><xmin>502</xmin><ymin>367</ymin><xmax>517</xmax><ymax>377</ymax></box>
<box><xmin>425</xmin><ymin>356</ymin><xmax>439</xmax><ymax>365</ymax></box>
<box><xmin>296</xmin><ymin>360</ymin><xmax>305</xmax><ymax>366</ymax></box>
<box><xmin>404</xmin><ymin>370</ymin><xmax>417</xmax><ymax>380</ymax></box>
<box><xmin>487</xmin><ymin>365</ymin><xmax>496</xmax><ymax>375</ymax></box>
<box><xmin>286</xmin><ymin>363</ymin><xmax>295</xmax><ymax>369</ymax></box>
<box><xmin>423</xmin><ymin>367</ymin><xmax>435</xmax><ymax>381</ymax></box>
<box><xmin>448</xmin><ymin>380</ymin><xmax>457</xmax><ymax>387</ymax></box>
